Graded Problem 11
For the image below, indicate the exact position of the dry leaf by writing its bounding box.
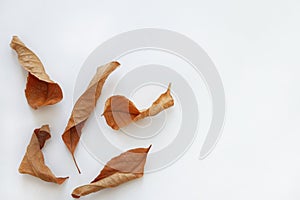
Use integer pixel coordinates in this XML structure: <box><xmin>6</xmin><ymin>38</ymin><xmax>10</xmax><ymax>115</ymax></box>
<box><xmin>10</xmin><ymin>36</ymin><xmax>63</xmax><ymax>109</ymax></box>
<box><xmin>62</xmin><ymin>61</ymin><xmax>120</xmax><ymax>173</ymax></box>
<box><xmin>72</xmin><ymin>145</ymin><xmax>151</xmax><ymax>198</ymax></box>
<box><xmin>102</xmin><ymin>83</ymin><xmax>174</xmax><ymax>130</ymax></box>
<box><xmin>19</xmin><ymin>125</ymin><xmax>68</xmax><ymax>184</ymax></box>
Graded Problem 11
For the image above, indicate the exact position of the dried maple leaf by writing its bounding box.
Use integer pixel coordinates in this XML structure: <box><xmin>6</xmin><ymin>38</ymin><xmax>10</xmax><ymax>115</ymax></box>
<box><xmin>62</xmin><ymin>61</ymin><xmax>120</xmax><ymax>173</ymax></box>
<box><xmin>71</xmin><ymin>145</ymin><xmax>151</xmax><ymax>198</ymax></box>
<box><xmin>19</xmin><ymin>125</ymin><xmax>69</xmax><ymax>184</ymax></box>
<box><xmin>102</xmin><ymin>83</ymin><xmax>174</xmax><ymax>130</ymax></box>
<box><xmin>10</xmin><ymin>36</ymin><xmax>63</xmax><ymax>109</ymax></box>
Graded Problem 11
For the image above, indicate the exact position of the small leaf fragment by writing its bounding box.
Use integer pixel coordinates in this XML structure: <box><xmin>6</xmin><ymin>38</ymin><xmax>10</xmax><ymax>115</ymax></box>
<box><xmin>10</xmin><ymin>36</ymin><xmax>63</xmax><ymax>109</ymax></box>
<box><xmin>62</xmin><ymin>61</ymin><xmax>120</xmax><ymax>173</ymax></box>
<box><xmin>102</xmin><ymin>83</ymin><xmax>174</xmax><ymax>130</ymax></box>
<box><xmin>71</xmin><ymin>145</ymin><xmax>151</xmax><ymax>198</ymax></box>
<box><xmin>19</xmin><ymin>125</ymin><xmax>68</xmax><ymax>184</ymax></box>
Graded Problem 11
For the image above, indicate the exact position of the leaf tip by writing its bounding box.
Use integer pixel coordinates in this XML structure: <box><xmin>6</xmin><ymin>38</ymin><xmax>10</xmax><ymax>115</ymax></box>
<box><xmin>10</xmin><ymin>35</ymin><xmax>22</xmax><ymax>48</ymax></box>
<box><xmin>71</xmin><ymin>194</ymin><xmax>80</xmax><ymax>199</ymax></box>
<box><xmin>11</xmin><ymin>35</ymin><xmax>19</xmax><ymax>42</ymax></box>
<box><xmin>40</xmin><ymin>124</ymin><xmax>50</xmax><ymax>132</ymax></box>
<box><xmin>111</xmin><ymin>61</ymin><xmax>121</xmax><ymax>66</ymax></box>
<box><xmin>18</xmin><ymin>166</ymin><xmax>24</xmax><ymax>174</ymax></box>
<box><xmin>12</xmin><ymin>35</ymin><xmax>19</xmax><ymax>39</ymax></box>
<box><xmin>57</xmin><ymin>177</ymin><xmax>69</xmax><ymax>184</ymax></box>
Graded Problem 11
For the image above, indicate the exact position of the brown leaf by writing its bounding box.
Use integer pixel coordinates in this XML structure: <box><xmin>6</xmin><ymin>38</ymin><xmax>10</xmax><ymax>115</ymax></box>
<box><xmin>19</xmin><ymin>125</ymin><xmax>69</xmax><ymax>184</ymax></box>
<box><xmin>102</xmin><ymin>83</ymin><xmax>174</xmax><ymax>130</ymax></box>
<box><xmin>10</xmin><ymin>36</ymin><xmax>63</xmax><ymax>109</ymax></box>
<box><xmin>62</xmin><ymin>61</ymin><xmax>120</xmax><ymax>173</ymax></box>
<box><xmin>71</xmin><ymin>145</ymin><xmax>151</xmax><ymax>198</ymax></box>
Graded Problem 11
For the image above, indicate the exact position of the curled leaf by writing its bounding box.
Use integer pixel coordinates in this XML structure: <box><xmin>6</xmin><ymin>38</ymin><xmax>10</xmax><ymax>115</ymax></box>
<box><xmin>62</xmin><ymin>61</ymin><xmax>120</xmax><ymax>173</ymax></box>
<box><xmin>10</xmin><ymin>36</ymin><xmax>63</xmax><ymax>109</ymax></box>
<box><xmin>72</xmin><ymin>145</ymin><xmax>151</xmax><ymax>198</ymax></box>
<box><xmin>102</xmin><ymin>83</ymin><xmax>174</xmax><ymax>130</ymax></box>
<box><xmin>19</xmin><ymin>125</ymin><xmax>68</xmax><ymax>184</ymax></box>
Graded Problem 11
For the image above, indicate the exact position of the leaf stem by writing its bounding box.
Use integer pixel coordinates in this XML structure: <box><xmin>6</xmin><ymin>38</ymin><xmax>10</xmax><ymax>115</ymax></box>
<box><xmin>72</xmin><ymin>154</ymin><xmax>81</xmax><ymax>174</ymax></box>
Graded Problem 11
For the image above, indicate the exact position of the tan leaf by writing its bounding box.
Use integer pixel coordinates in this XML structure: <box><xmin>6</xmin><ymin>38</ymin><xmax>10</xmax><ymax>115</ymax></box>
<box><xmin>71</xmin><ymin>145</ymin><xmax>151</xmax><ymax>198</ymax></box>
<box><xmin>102</xmin><ymin>83</ymin><xmax>174</xmax><ymax>130</ymax></box>
<box><xmin>19</xmin><ymin>125</ymin><xmax>68</xmax><ymax>184</ymax></box>
<box><xmin>10</xmin><ymin>36</ymin><xmax>63</xmax><ymax>109</ymax></box>
<box><xmin>62</xmin><ymin>61</ymin><xmax>120</xmax><ymax>173</ymax></box>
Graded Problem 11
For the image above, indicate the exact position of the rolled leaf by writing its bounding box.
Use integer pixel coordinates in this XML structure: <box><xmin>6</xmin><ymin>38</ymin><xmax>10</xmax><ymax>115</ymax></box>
<box><xmin>62</xmin><ymin>61</ymin><xmax>120</xmax><ymax>173</ymax></box>
<box><xmin>10</xmin><ymin>36</ymin><xmax>63</xmax><ymax>109</ymax></box>
<box><xmin>19</xmin><ymin>125</ymin><xmax>68</xmax><ymax>184</ymax></box>
<box><xmin>102</xmin><ymin>83</ymin><xmax>174</xmax><ymax>130</ymax></box>
<box><xmin>72</xmin><ymin>145</ymin><xmax>151</xmax><ymax>198</ymax></box>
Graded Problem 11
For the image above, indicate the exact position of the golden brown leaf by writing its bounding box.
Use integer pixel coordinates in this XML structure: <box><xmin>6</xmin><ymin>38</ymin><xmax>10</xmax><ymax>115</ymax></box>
<box><xmin>19</xmin><ymin>125</ymin><xmax>68</xmax><ymax>184</ymax></box>
<box><xmin>102</xmin><ymin>83</ymin><xmax>174</xmax><ymax>130</ymax></box>
<box><xmin>62</xmin><ymin>61</ymin><xmax>120</xmax><ymax>173</ymax></box>
<box><xmin>10</xmin><ymin>36</ymin><xmax>63</xmax><ymax>109</ymax></box>
<box><xmin>71</xmin><ymin>145</ymin><xmax>151</xmax><ymax>198</ymax></box>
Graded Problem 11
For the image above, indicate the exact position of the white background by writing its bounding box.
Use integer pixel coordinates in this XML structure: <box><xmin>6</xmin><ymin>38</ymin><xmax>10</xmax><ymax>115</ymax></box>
<box><xmin>1</xmin><ymin>0</ymin><xmax>300</xmax><ymax>199</ymax></box>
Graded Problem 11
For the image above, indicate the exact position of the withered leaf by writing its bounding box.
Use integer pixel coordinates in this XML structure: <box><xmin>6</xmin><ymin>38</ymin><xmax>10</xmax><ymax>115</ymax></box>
<box><xmin>62</xmin><ymin>61</ymin><xmax>120</xmax><ymax>173</ymax></box>
<box><xmin>10</xmin><ymin>36</ymin><xmax>63</xmax><ymax>109</ymax></box>
<box><xmin>102</xmin><ymin>83</ymin><xmax>174</xmax><ymax>130</ymax></box>
<box><xmin>19</xmin><ymin>125</ymin><xmax>68</xmax><ymax>184</ymax></box>
<box><xmin>72</xmin><ymin>145</ymin><xmax>151</xmax><ymax>198</ymax></box>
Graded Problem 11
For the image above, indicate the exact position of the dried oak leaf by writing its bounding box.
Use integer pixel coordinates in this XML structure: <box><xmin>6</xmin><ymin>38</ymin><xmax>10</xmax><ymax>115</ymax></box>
<box><xmin>62</xmin><ymin>61</ymin><xmax>120</xmax><ymax>173</ymax></box>
<box><xmin>72</xmin><ymin>145</ymin><xmax>151</xmax><ymax>198</ymax></box>
<box><xmin>19</xmin><ymin>125</ymin><xmax>69</xmax><ymax>184</ymax></box>
<box><xmin>10</xmin><ymin>36</ymin><xmax>63</xmax><ymax>109</ymax></box>
<box><xmin>102</xmin><ymin>83</ymin><xmax>174</xmax><ymax>130</ymax></box>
